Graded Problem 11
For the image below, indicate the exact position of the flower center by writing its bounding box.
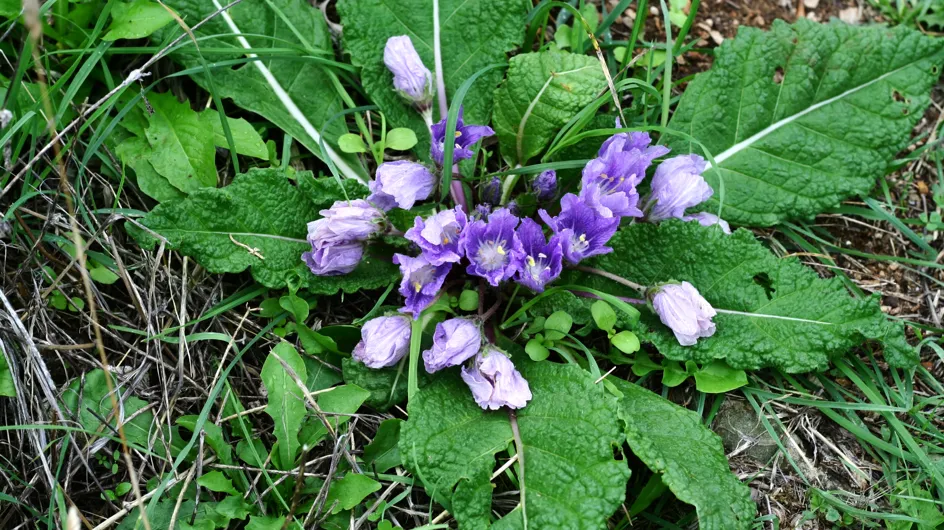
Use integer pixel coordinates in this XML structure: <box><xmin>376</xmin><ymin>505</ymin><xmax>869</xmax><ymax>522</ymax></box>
<box><xmin>526</xmin><ymin>252</ymin><xmax>549</xmax><ymax>280</ymax></box>
<box><xmin>410</xmin><ymin>264</ymin><xmax>437</xmax><ymax>292</ymax></box>
<box><xmin>570</xmin><ymin>233</ymin><xmax>589</xmax><ymax>254</ymax></box>
<box><xmin>476</xmin><ymin>240</ymin><xmax>508</xmax><ymax>271</ymax></box>
<box><xmin>598</xmin><ymin>172</ymin><xmax>631</xmax><ymax>194</ymax></box>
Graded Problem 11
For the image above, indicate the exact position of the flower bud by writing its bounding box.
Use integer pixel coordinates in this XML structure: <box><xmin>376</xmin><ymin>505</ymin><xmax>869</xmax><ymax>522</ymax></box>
<box><xmin>313</xmin><ymin>199</ymin><xmax>385</xmax><ymax>245</ymax></box>
<box><xmin>482</xmin><ymin>176</ymin><xmax>502</xmax><ymax>205</ymax></box>
<box><xmin>423</xmin><ymin>318</ymin><xmax>482</xmax><ymax>373</ymax></box>
<box><xmin>302</xmin><ymin>240</ymin><xmax>364</xmax><ymax>276</ymax></box>
<box><xmin>650</xmin><ymin>281</ymin><xmax>717</xmax><ymax>346</ymax></box>
<box><xmin>461</xmin><ymin>348</ymin><xmax>532</xmax><ymax>410</ymax></box>
<box><xmin>352</xmin><ymin>315</ymin><xmax>411</xmax><ymax>368</ymax></box>
<box><xmin>532</xmin><ymin>170</ymin><xmax>557</xmax><ymax>201</ymax></box>
<box><xmin>369</xmin><ymin>161</ymin><xmax>436</xmax><ymax>211</ymax></box>
<box><xmin>383</xmin><ymin>36</ymin><xmax>433</xmax><ymax>106</ymax></box>
<box><xmin>646</xmin><ymin>155</ymin><xmax>712</xmax><ymax>222</ymax></box>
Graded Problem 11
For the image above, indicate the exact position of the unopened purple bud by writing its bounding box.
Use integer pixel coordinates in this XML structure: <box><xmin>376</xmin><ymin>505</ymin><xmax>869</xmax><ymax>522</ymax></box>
<box><xmin>394</xmin><ymin>253</ymin><xmax>451</xmax><ymax>319</ymax></box>
<box><xmin>650</xmin><ymin>281</ymin><xmax>717</xmax><ymax>346</ymax></box>
<box><xmin>302</xmin><ymin>241</ymin><xmax>364</xmax><ymax>276</ymax></box>
<box><xmin>482</xmin><ymin>176</ymin><xmax>502</xmax><ymax>205</ymax></box>
<box><xmin>539</xmin><ymin>193</ymin><xmax>619</xmax><ymax>265</ymax></box>
<box><xmin>513</xmin><ymin>218</ymin><xmax>562</xmax><ymax>292</ymax></box>
<box><xmin>352</xmin><ymin>315</ymin><xmax>411</xmax><ymax>368</ymax></box>
<box><xmin>312</xmin><ymin>199</ymin><xmax>385</xmax><ymax>245</ymax></box>
<box><xmin>459</xmin><ymin>208</ymin><xmax>523</xmax><ymax>286</ymax></box>
<box><xmin>532</xmin><ymin>170</ymin><xmax>557</xmax><ymax>201</ymax></box>
<box><xmin>461</xmin><ymin>348</ymin><xmax>532</xmax><ymax>410</ymax></box>
<box><xmin>682</xmin><ymin>212</ymin><xmax>731</xmax><ymax>234</ymax></box>
<box><xmin>383</xmin><ymin>36</ymin><xmax>433</xmax><ymax>106</ymax></box>
<box><xmin>430</xmin><ymin>107</ymin><xmax>494</xmax><ymax>166</ymax></box>
<box><xmin>369</xmin><ymin>161</ymin><xmax>436</xmax><ymax>211</ymax></box>
<box><xmin>646</xmin><ymin>155</ymin><xmax>712</xmax><ymax>222</ymax></box>
<box><xmin>423</xmin><ymin>318</ymin><xmax>482</xmax><ymax>373</ymax></box>
<box><xmin>405</xmin><ymin>207</ymin><xmax>467</xmax><ymax>266</ymax></box>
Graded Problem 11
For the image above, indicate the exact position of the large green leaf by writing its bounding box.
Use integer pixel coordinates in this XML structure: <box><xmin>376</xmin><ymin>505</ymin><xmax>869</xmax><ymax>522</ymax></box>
<box><xmin>155</xmin><ymin>0</ymin><xmax>363</xmax><ymax>177</ymax></box>
<box><xmin>261</xmin><ymin>343</ymin><xmax>308</xmax><ymax>469</ymax></box>
<box><xmin>493</xmin><ymin>50</ymin><xmax>607</xmax><ymax>165</ymax></box>
<box><xmin>612</xmin><ymin>379</ymin><xmax>755</xmax><ymax>530</ymax></box>
<box><xmin>133</xmin><ymin>168</ymin><xmax>400</xmax><ymax>293</ymax></box>
<box><xmin>400</xmin><ymin>362</ymin><xmax>628</xmax><ymax>529</ymax></box>
<box><xmin>570</xmin><ymin>220</ymin><xmax>912</xmax><ymax>371</ymax></box>
<box><xmin>144</xmin><ymin>92</ymin><xmax>217</xmax><ymax>193</ymax></box>
<box><xmin>668</xmin><ymin>19</ymin><xmax>944</xmax><ymax>226</ymax></box>
<box><xmin>337</xmin><ymin>0</ymin><xmax>527</xmax><ymax>155</ymax></box>
<box><xmin>103</xmin><ymin>0</ymin><xmax>175</xmax><ymax>41</ymax></box>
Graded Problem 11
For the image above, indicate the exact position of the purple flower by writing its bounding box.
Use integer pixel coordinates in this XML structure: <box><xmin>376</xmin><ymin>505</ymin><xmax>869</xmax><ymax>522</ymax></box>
<box><xmin>460</xmin><ymin>348</ymin><xmax>532</xmax><ymax>410</ymax></box>
<box><xmin>646</xmin><ymin>154</ymin><xmax>712</xmax><ymax>222</ymax></box>
<box><xmin>599</xmin><ymin>118</ymin><xmax>670</xmax><ymax>164</ymax></box>
<box><xmin>383</xmin><ymin>36</ymin><xmax>433</xmax><ymax>106</ymax></box>
<box><xmin>682</xmin><ymin>212</ymin><xmax>731</xmax><ymax>234</ymax></box>
<box><xmin>430</xmin><ymin>107</ymin><xmax>494</xmax><ymax>166</ymax></box>
<box><xmin>513</xmin><ymin>218</ymin><xmax>562</xmax><ymax>292</ymax></box>
<box><xmin>472</xmin><ymin>203</ymin><xmax>491</xmax><ymax>220</ymax></box>
<box><xmin>302</xmin><ymin>241</ymin><xmax>364</xmax><ymax>276</ymax></box>
<box><xmin>394</xmin><ymin>253</ymin><xmax>451</xmax><ymax>318</ymax></box>
<box><xmin>369</xmin><ymin>161</ymin><xmax>436</xmax><ymax>211</ymax></box>
<box><xmin>540</xmin><ymin>193</ymin><xmax>619</xmax><ymax>265</ymax></box>
<box><xmin>532</xmin><ymin>170</ymin><xmax>557</xmax><ymax>201</ymax></box>
<box><xmin>423</xmin><ymin>318</ymin><xmax>482</xmax><ymax>373</ymax></box>
<box><xmin>651</xmin><ymin>281</ymin><xmax>717</xmax><ymax>346</ymax></box>
<box><xmin>352</xmin><ymin>315</ymin><xmax>411</xmax><ymax>368</ymax></box>
<box><xmin>459</xmin><ymin>208</ymin><xmax>522</xmax><ymax>286</ymax></box>
<box><xmin>580</xmin><ymin>151</ymin><xmax>646</xmax><ymax>218</ymax></box>
<box><xmin>404</xmin><ymin>207</ymin><xmax>467</xmax><ymax>265</ymax></box>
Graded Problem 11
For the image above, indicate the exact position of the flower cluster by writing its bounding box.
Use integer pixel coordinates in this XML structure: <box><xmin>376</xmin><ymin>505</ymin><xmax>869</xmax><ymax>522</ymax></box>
<box><xmin>304</xmin><ymin>37</ymin><xmax>729</xmax><ymax>411</ymax></box>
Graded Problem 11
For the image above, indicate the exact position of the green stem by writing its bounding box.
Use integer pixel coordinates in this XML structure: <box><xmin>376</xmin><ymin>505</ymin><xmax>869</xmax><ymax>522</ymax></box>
<box><xmin>509</xmin><ymin>410</ymin><xmax>527</xmax><ymax>529</ymax></box>
<box><xmin>408</xmin><ymin>318</ymin><xmax>423</xmax><ymax>400</ymax></box>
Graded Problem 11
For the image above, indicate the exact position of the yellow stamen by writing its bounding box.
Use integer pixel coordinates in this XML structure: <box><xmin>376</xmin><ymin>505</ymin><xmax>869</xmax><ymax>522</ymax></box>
<box><xmin>413</xmin><ymin>281</ymin><xmax>422</xmax><ymax>293</ymax></box>
<box><xmin>579</xmin><ymin>234</ymin><xmax>587</xmax><ymax>242</ymax></box>
<box><xmin>442</xmin><ymin>236</ymin><xmax>450</xmax><ymax>244</ymax></box>
<box><xmin>454</xmin><ymin>131</ymin><xmax>462</xmax><ymax>138</ymax></box>
<box><xmin>496</xmin><ymin>245</ymin><xmax>506</xmax><ymax>255</ymax></box>
<box><xmin>527</xmin><ymin>256</ymin><xmax>536</xmax><ymax>267</ymax></box>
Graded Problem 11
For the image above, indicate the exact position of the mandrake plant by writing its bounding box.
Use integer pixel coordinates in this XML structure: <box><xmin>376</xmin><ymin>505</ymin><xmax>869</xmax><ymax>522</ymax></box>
<box><xmin>2</xmin><ymin>0</ymin><xmax>942</xmax><ymax>529</ymax></box>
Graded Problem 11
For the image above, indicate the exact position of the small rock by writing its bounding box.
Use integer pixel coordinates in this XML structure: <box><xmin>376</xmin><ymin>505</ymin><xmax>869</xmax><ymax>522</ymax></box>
<box><xmin>754</xmin><ymin>15</ymin><xmax>765</xmax><ymax>26</ymax></box>
<box><xmin>709</xmin><ymin>29</ymin><xmax>724</xmax><ymax>45</ymax></box>
<box><xmin>650</xmin><ymin>6</ymin><xmax>659</xmax><ymax>16</ymax></box>
<box><xmin>715</xmin><ymin>400</ymin><xmax>780</xmax><ymax>463</ymax></box>
<box><xmin>803</xmin><ymin>0</ymin><xmax>819</xmax><ymax>8</ymax></box>
<box><xmin>840</xmin><ymin>6</ymin><xmax>861</xmax><ymax>24</ymax></box>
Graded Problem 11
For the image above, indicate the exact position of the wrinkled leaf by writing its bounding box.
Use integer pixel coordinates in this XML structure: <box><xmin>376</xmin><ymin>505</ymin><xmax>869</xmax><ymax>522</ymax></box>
<box><xmin>613</xmin><ymin>379</ymin><xmax>755</xmax><ymax>530</ymax></box>
<box><xmin>200</xmin><ymin>112</ymin><xmax>269</xmax><ymax>159</ymax></box>
<box><xmin>493</xmin><ymin>50</ymin><xmax>607</xmax><ymax>164</ymax></box>
<box><xmin>134</xmin><ymin>168</ymin><xmax>399</xmax><ymax>293</ymax></box>
<box><xmin>571</xmin><ymin>220</ymin><xmax>912</xmax><ymax>371</ymax></box>
<box><xmin>337</xmin><ymin>0</ymin><xmax>527</xmax><ymax>157</ymax></box>
<box><xmin>401</xmin><ymin>362</ymin><xmax>628</xmax><ymax>528</ymax></box>
<box><xmin>669</xmin><ymin>20</ymin><xmax>944</xmax><ymax>226</ymax></box>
